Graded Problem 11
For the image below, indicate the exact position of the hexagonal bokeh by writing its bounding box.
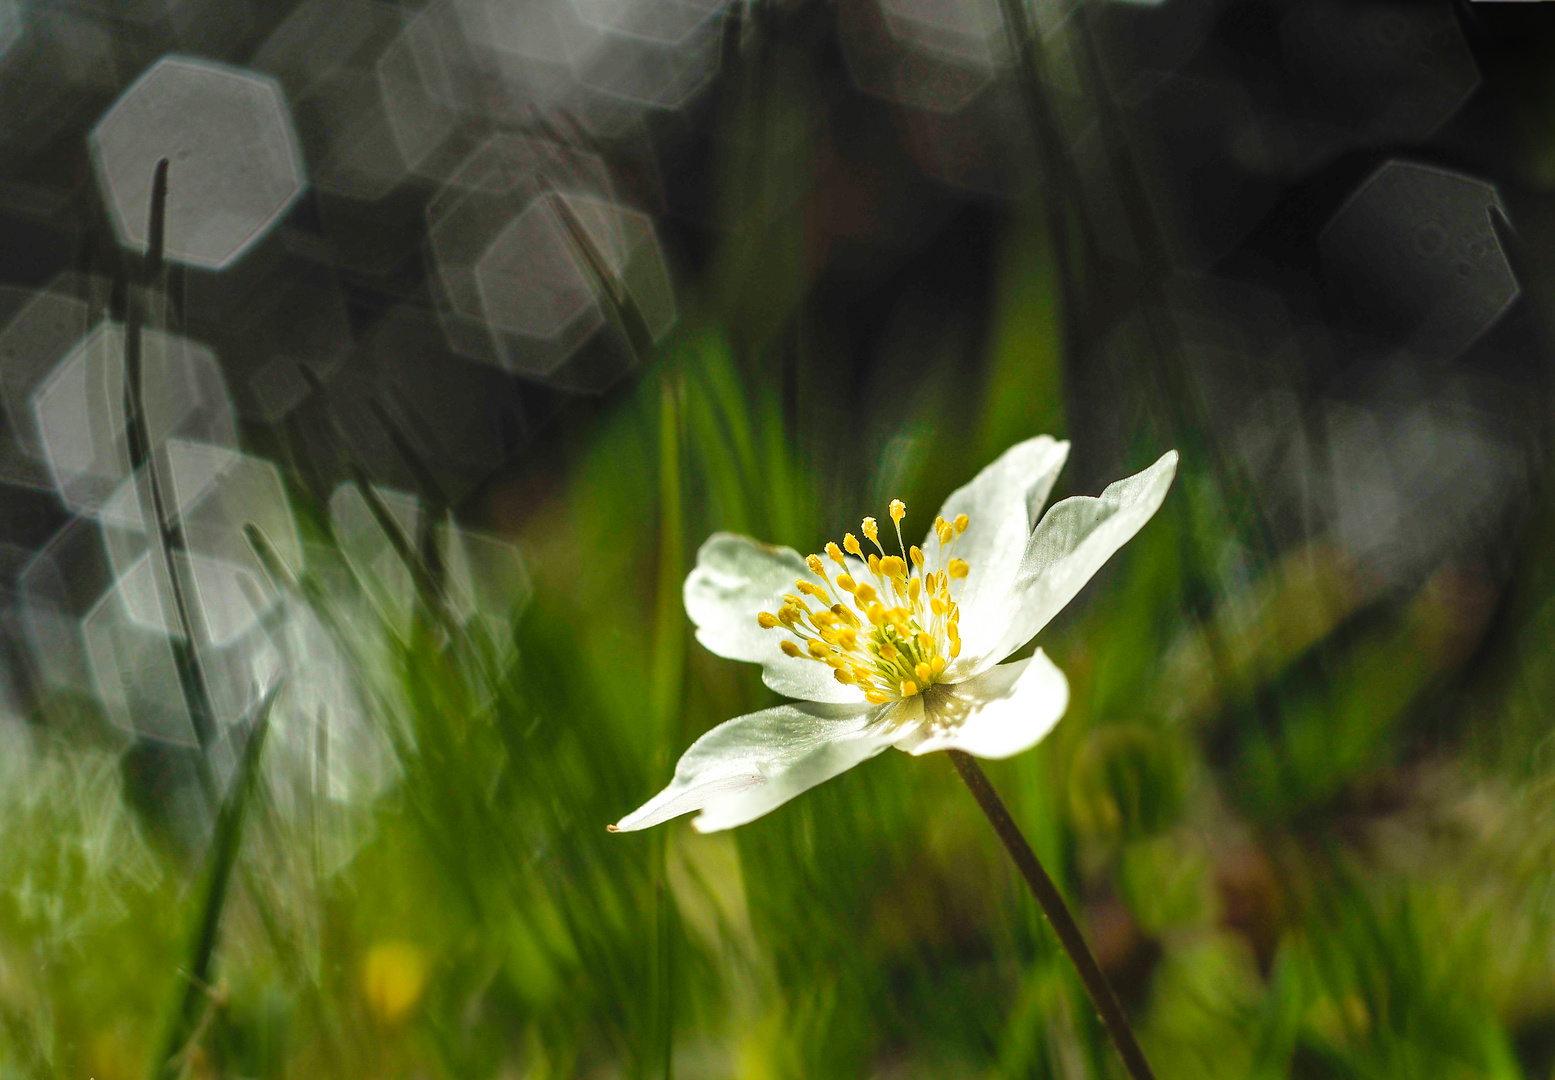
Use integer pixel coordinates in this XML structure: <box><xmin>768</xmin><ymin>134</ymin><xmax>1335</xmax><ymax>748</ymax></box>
<box><xmin>89</xmin><ymin>55</ymin><xmax>307</xmax><ymax>270</ymax></box>
<box><xmin>428</xmin><ymin>133</ymin><xmax>679</xmax><ymax>389</ymax></box>
<box><xmin>475</xmin><ymin>191</ymin><xmax>676</xmax><ymax>359</ymax></box>
<box><xmin>1319</xmin><ymin>161</ymin><xmax>1518</xmax><ymax>359</ymax></box>
<box><xmin>256</xmin><ymin>0</ymin><xmax>458</xmax><ymax>202</ymax></box>
<box><xmin>0</xmin><ymin>282</ymin><xmax>96</xmax><ymax>466</ymax></box>
<box><xmin>99</xmin><ymin>439</ymin><xmax>304</xmax><ymax>648</ymax></box>
<box><xmin>30</xmin><ymin>321</ymin><xmax>237</xmax><ymax>515</ymax></box>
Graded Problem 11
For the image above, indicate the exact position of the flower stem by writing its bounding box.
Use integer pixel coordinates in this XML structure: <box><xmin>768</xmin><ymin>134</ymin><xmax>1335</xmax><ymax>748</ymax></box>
<box><xmin>947</xmin><ymin>750</ymin><xmax>1156</xmax><ymax>1080</ymax></box>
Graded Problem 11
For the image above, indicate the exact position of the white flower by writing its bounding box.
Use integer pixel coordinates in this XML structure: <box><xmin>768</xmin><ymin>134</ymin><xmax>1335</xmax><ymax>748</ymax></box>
<box><xmin>611</xmin><ymin>437</ymin><xmax>1178</xmax><ymax>834</ymax></box>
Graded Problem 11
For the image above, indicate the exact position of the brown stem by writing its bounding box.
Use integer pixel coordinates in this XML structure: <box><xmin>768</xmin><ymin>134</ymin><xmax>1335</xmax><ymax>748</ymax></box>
<box><xmin>948</xmin><ymin>750</ymin><xmax>1156</xmax><ymax>1080</ymax></box>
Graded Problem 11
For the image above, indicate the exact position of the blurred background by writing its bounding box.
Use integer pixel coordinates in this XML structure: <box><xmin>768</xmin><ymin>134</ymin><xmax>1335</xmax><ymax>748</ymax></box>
<box><xmin>2</xmin><ymin>0</ymin><xmax>1555</xmax><ymax>1076</ymax></box>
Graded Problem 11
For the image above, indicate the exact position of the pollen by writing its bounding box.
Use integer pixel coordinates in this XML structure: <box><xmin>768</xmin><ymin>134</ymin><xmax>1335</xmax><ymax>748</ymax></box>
<box><xmin>760</xmin><ymin>498</ymin><xmax>973</xmax><ymax>702</ymax></box>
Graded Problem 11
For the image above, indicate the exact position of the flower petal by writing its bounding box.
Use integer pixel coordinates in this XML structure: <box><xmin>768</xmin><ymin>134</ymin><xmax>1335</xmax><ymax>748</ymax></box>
<box><xmin>610</xmin><ymin>699</ymin><xmax>915</xmax><ymax>833</ymax></box>
<box><xmin>923</xmin><ymin>436</ymin><xmax>1070</xmax><ymax>639</ymax></box>
<box><xmin>898</xmin><ymin>650</ymin><xmax>1068</xmax><ymax>759</ymax></box>
<box><xmin>957</xmin><ymin>450</ymin><xmax>1178</xmax><ymax>675</ymax></box>
<box><xmin>683</xmin><ymin>532</ymin><xmax>866</xmax><ymax>704</ymax></box>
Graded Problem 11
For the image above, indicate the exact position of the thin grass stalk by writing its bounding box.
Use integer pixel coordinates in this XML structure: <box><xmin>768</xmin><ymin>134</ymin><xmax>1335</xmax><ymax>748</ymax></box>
<box><xmin>947</xmin><ymin>750</ymin><xmax>1157</xmax><ymax>1080</ymax></box>
<box><xmin>148</xmin><ymin>682</ymin><xmax>282</xmax><ymax>1080</ymax></box>
<box><xmin>120</xmin><ymin>158</ymin><xmax>221</xmax><ymax>769</ymax></box>
<box><xmin>293</xmin><ymin>365</ymin><xmax>465</xmax><ymax>644</ymax></box>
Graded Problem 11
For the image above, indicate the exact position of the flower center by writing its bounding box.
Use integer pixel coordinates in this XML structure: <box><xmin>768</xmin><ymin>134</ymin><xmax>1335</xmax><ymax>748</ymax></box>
<box><xmin>758</xmin><ymin>500</ymin><xmax>970</xmax><ymax>704</ymax></box>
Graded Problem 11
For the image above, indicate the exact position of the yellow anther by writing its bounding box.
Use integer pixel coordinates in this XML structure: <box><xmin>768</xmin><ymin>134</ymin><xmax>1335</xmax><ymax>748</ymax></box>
<box><xmin>836</xmin><ymin>573</ymin><xmax>857</xmax><ymax>593</ymax></box>
<box><xmin>917</xmin><ymin>632</ymin><xmax>934</xmax><ymax>652</ymax></box>
<box><xmin>948</xmin><ymin>558</ymin><xmax>970</xmax><ymax>579</ymax></box>
<box><xmin>900</xmin><ymin>680</ymin><xmax>919</xmax><ymax>697</ymax></box>
<box><xmin>795</xmin><ymin>580</ymin><xmax>824</xmax><ymax>599</ymax></box>
<box><xmin>865</xmin><ymin>691</ymin><xmax>890</xmax><ymax>704</ymax></box>
<box><xmin>781</xmin><ymin>640</ymin><xmax>801</xmax><ymax>658</ymax></box>
<box><xmin>838</xmin><ymin>627</ymin><xmax>858</xmax><ymax>649</ymax></box>
<box><xmin>757</xmin><ymin>611</ymin><xmax>779</xmax><ymax>629</ymax></box>
<box><xmin>930</xmin><ymin>656</ymin><xmax>946</xmax><ymax>675</ymax></box>
<box><xmin>880</xmin><ymin>642</ymin><xmax>899</xmax><ymax>662</ymax></box>
<box><xmin>950</xmin><ymin>640</ymin><xmax>961</xmax><ymax>658</ymax></box>
<box><xmin>914</xmin><ymin>662</ymin><xmax>931</xmax><ymax>682</ymax></box>
<box><xmin>806</xmin><ymin>554</ymin><xmax>826</xmax><ymax>575</ymax></box>
<box><xmin>937</xmin><ymin>522</ymin><xmax>954</xmax><ymax>544</ymax></box>
<box><xmin>867</xmin><ymin>604</ymin><xmax>887</xmax><ymax>627</ymax></box>
<box><xmin>930</xmin><ymin>596</ymin><xmax>946</xmax><ymax>616</ymax></box>
<box><xmin>844</xmin><ymin>533</ymin><xmax>863</xmax><ymax>556</ymax></box>
<box><xmin>907</xmin><ymin>577</ymin><xmax>922</xmax><ymax>603</ymax></box>
<box><xmin>807</xmin><ymin>639</ymin><xmax>831</xmax><ymax>659</ymax></box>
<box><xmin>812</xmin><ymin>610</ymin><xmax>836</xmax><ymax>629</ymax></box>
<box><xmin>853</xmin><ymin>582</ymin><xmax>878</xmax><ymax>605</ymax></box>
<box><xmin>777</xmin><ymin>607</ymin><xmax>797</xmax><ymax>627</ymax></box>
<box><xmin>909</xmin><ymin>545</ymin><xmax>924</xmax><ymax>567</ymax></box>
<box><xmin>826</xmin><ymin>541</ymin><xmax>845</xmax><ymax>565</ymax></box>
<box><xmin>867</xmin><ymin>553</ymin><xmax>881</xmax><ymax>576</ymax></box>
<box><xmin>889</xmin><ymin>499</ymin><xmax>906</xmax><ymax>524</ymax></box>
<box><xmin>953</xmin><ymin>513</ymin><xmax>969</xmax><ymax>534</ymax></box>
<box><xmin>834</xmin><ymin>667</ymin><xmax>856</xmax><ymax>685</ymax></box>
<box><xmin>879</xmin><ymin>555</ymin><xmax>906</xmax><ymax>579</ymax></box>
<box><xmin>861</xmin><ymin>517</ymin><xmax>879</xmax><ymax>544</ymax></box>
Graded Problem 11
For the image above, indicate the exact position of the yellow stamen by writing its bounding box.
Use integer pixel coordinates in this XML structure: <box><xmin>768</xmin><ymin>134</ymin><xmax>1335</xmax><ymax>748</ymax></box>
<box><xmin>753</xmin><ymin>499</ymin><xmax>976</xmax><ymax>702</ymax></box>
